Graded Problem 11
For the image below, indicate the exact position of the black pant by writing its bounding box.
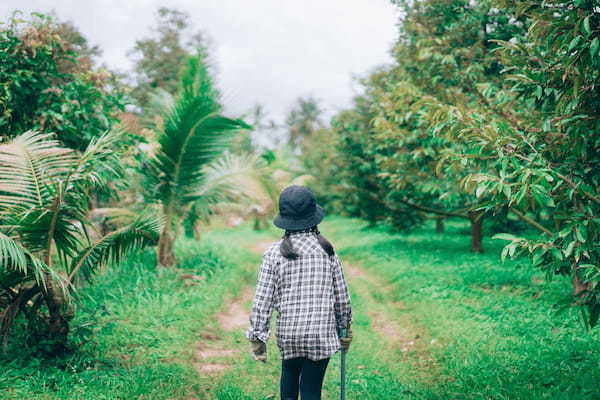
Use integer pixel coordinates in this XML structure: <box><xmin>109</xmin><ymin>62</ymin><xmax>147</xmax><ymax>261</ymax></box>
<box><xmin>280</xmin><ymin>356</ymin><xmax>330</xmax><ymax>400</ymax></box>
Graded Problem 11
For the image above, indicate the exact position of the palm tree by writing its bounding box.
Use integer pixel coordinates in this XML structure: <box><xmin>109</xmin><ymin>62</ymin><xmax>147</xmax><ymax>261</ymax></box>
<box><xmin>140</xmin><ymin>53</ymin><xmax>250</xmax><ymax>266</ymax></box>
<box><xmin>183</xmin><ymin>151</ymin><xmax>267</xmax><ymax>239</ymax></box>
<box><xmin>191</xmin><ymin>150</ymin><xmax>314</xmax><ymax>231</ymax></box>
<box><xmin>0</xmin><ymin>130</ymin><xmax>161</xmax><ymax>352</ymax></box>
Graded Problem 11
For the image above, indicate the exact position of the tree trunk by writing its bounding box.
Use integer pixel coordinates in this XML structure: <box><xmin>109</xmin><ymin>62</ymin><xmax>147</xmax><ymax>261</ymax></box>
<box><xmin>469</xmin><ymin>211</ymin><xmax>484</xmax><ymax>253</ymax></box>
<box><xmin>435</xmin><ymin>217</ymin><xmax>445</xmax><ymax>234</ymax></box>
<box><xmin>573</xmin><ymin>264</ymin><xmax>592</xmax><ymax>298</ymax></box>
<box><xmin>43</xmin><ymin>272</ymin><xmax>72</xmax><ymax>351</ymax></box>
<box><xmin>193</xmin><ymin>220</ymin><xmax>202</xmax><ymax>240</ymax></box>
<box><xmin>157</xmin><ymin>223</ymin><xmax>177</xmax><ymax>267</ymax></box>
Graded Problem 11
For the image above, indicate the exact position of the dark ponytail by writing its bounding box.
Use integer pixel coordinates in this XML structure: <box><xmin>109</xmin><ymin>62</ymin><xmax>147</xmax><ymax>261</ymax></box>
<box><xmin>313</xmin><ymin>227</ymin><xmax>335</xmax><ymax>257</ymax></box>
<box><xmin>280</xmin><ymin>225</ymin><xmax>335</xmax><ymax>259</ymax></box>
<box><xmin>280</xmin><ymin>231</ymin><xmax>298</xmax><ymax>260</ymax></box>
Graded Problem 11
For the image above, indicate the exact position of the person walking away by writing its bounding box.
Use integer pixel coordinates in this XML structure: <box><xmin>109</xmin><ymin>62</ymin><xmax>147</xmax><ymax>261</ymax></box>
<box><xmin>246</xmin><ymin>185</ymin><xmax>353</xmax><ymax>400</ymax></box>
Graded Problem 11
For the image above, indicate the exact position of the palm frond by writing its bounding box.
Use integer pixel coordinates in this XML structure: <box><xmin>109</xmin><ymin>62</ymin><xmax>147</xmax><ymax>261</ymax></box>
<box><xmin>187</xmin><ymin>152</ymin><xmax>259</xmax><ymax>200</ymax></box>
<box><xmin>148</xmin><ymin>55</ymin><xmax>251</xmax><ymax>207</ymax></box>
<box><xmin>0</xmin><ymin>232</ymin><xmax>47</xmax><ymax>286</ymax></box>
<box><xmin>0</xmin><ymin>131</ymin><xmax>76</xmax><ymax>214</ymax></box>
<box><xmin>73</xmin><ymin>129</ymin><xmax>125</xmax><ymax>191</ymax></box>
<box><xmin>0</xmin><ymin>232</ymin><xmax>64</xmax><ymax>291</ymax></box>
<box><xmin>180</xmin><ymin>52</ymin><xmax>217</xmax><ymax>100</ymax></box>
<box><xmin>140</xmin><ymin>88</ymin><xmax>175</xmax><ymax>131</ymax></box>
<box><xmin>67</xmin><ymin>212</ymin><xmax>162</xmax><ymax>283</ymax></box>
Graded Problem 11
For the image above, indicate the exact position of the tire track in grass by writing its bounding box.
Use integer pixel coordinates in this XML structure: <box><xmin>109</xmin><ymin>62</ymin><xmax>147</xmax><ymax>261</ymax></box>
<box><xmin>193</xmin><ymin>287</ymin><xmax>254</xmax><ymax>374</ymax></box>
<box><xmin>344</xmin><ymin>262</ymin><xmax>441</xmax><ymax>384</ymax></box>
<box><xmin>192</xmin><ymin>240</ymin><xmax>274</xmax><ymax>399</ymax></box>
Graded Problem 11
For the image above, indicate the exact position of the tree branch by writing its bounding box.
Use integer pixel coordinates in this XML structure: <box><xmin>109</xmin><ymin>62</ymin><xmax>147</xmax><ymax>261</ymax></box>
<box><xmin>398</xmin><ymin>198</ymin><xmax>468</xmax><ymax>218</ymax></box>
<box><xmin>512</xmin><ymin>154</ymin><xmax>600</xmax><ymax>206</ymax></box>
<box><xmin>509</xmin><ymin>207</ymin><xmax>553</xmax><ymax>236</ymax></box>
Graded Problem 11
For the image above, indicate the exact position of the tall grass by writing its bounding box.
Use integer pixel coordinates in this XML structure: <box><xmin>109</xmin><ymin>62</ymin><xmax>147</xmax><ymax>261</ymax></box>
<box><xmin>0</xmin><ymin>237</ymin><xmax>253</xmax><ymax>400</ymax></box>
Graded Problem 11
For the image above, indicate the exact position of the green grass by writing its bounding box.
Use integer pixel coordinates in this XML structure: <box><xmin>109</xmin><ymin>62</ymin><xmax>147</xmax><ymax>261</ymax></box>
<box><xmin>323</xmin><ymin>216</ymin><xmax>600</xmax><ymax>400</ymax></box>
<box><xmin>0</xmin><ymin>236</ymin><xmax>255</xmax><ymax>400</ymax></box>
<box><xmin>1</xmin><ymin>217</ymin><xmax>598</xmax><ymax>399</ymax></box>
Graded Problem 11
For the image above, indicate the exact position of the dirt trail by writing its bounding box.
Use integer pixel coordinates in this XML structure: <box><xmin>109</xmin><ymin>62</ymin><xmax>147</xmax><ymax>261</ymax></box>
<box><xmin>250</xmin><ymin>239</ymin><xmax>275</xmax><ymax>255</ymax></box>
<box><xmin>192</xmin><ymin>240</ymin><xmax>272</xmax><ymax>379</ymax></box>
<box><xmin>193</xmin><ymin>287</ymin><xmax>254</xmax><ymax>375</ymax></box>
<box><xmin>217</xmin><ymin>287</ymin><xmax>254</xmax><ymax>331</ymax></box>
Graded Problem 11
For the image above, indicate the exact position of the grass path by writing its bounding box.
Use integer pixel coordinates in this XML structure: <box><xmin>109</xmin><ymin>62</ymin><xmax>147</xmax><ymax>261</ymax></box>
<box><xmin>3</xmin><ymin>217</ymin><xmax>597</xmax><ymax>399</ymax></box>
<box><xmin>194</xmin><ymin>229</ymin><xmax>436</xmax><ymax>399</ymax></box>
<box><xmin>198</xmin><ymin>217</ymin><xmax>599</xmax><ymax>399</ymax></box>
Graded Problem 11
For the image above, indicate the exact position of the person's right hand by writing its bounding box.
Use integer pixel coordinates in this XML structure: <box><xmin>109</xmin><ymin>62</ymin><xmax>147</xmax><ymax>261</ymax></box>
<box><xmin>250</xmin><ymin>340</ymin><xmax>267</xmax><ymax>362</ymax></box>
<box><xmin>340</xmin><ymin>326</ymin><xmax>353</xmax><ymax>351</ymax></box>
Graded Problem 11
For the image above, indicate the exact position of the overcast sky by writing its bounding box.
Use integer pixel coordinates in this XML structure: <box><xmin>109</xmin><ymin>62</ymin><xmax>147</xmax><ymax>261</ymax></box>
<box><xmin>1</xmin><ymin>0</ymin><xmax>400</xmax><ymax>124</ymax></box>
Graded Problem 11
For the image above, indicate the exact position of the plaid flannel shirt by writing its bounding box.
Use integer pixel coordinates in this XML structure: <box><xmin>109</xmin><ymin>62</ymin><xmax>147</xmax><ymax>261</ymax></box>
<box><xmin>246</xmin><ymin>231</ymin><xmax>352</xmax><ymax>361</ymax></box>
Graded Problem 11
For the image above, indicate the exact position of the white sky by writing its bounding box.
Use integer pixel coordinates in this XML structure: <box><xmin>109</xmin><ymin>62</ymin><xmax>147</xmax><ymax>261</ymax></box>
<box><xmin>0</xmin><ymin>0</ymin><xmax>399</xmax><ymax>124</ymax></box>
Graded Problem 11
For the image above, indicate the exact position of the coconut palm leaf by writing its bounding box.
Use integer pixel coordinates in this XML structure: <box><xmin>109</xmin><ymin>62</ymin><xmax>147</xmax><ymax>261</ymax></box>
<box><xmin>140</xmin><ymin>88</ymin><xmax>175</xmax><ymax>131</ymax></box>
<box><xmin>186</xmin><ymin>152</ymin><xmax>261</xmax><ymax>202</ymax></box>
<box><xmin>0</xmin><ymin>129</ymin><xmax>160</xmax><ymax>348</ymax></box>
<box><xmin>67</xmin><ymin>212</ymin><xmax>162</xmax><ymax>283</ymax></box>
<box><xmin>72</xmin><ymin>129</ymin><xmax>125</xmax><ymax>191</ymax></box>
<box><xmin>183</xmin><ymin>152</ymin><xmax>273</xmax><ymax>233</ymax></box>
<box><xmin>147</xmin><ymin>54</ymin><xmax>251</xmax><ymax>208</ymax></box>
<box><xmin>0</xmin><ymin>131</ymin><xmax>76</xmax><ymax>214</ymax></box>
<box><xmin>0</xmin><ymin>232</ymin><xmax>51</xmax><ymax>288</ymax></box>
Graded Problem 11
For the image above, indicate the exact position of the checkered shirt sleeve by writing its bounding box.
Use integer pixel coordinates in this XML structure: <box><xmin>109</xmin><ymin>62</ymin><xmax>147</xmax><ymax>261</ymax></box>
<box><xmin>246</xmin><ymin>233</ymin><xmax>353</xmax><ymax>361</ymax></box>
<box><xmin>331</xmin><ymin>253</ymin><xmax>352</xmax><ymax>330</ymax></box>
<box><xmin>246</xmin><ymin>248</ymin><xmax>279</xmax><ymax>343</ymax></box>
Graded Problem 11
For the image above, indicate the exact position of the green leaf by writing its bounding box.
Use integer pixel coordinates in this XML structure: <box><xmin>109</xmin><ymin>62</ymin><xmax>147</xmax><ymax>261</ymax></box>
<box><xmin>575</xmin><ymin>227</ymin><xmax>586</xmax><ymax>243</ymax></box>
<box><xmin>563</xmin><ymin>240</ymin><xmax>577</xmax><ymax>258</ymax></box>
<box><xmin>550</xmin><ymin>247</ymin><xmax>563</xmax><ymax>261</ymax></box>
<box><xmin>68</xmin><ymin>212</ymin><xmax>162</xmax><ymax>282</ymax></box>
<box><xmin>475</xmin><ymin>183</ymin><xmax>486</xmax><ymax>198</ymax></box>
<box><xmin>591</xmin><ymin>37</ymin><xmax>599</xmax><ymax>58</ymax></box>
<box><xmin>493</xmin><ymin>233</ymin><xmax>520</xmax><ymax>241</ymax></box>
<box><xmin>501</xmin><ymin>246</ymin><xmax>509</xmax><ymax>262</ymax></box>
<box><xmin>568</xmin><ymin>35</ymin><xmax>581</xmax><ymax>51</ymax></box>
<box><xmin>583</xmin><ymin>17</ymin><xmax>592</xmax><ymax>36</ymax></box>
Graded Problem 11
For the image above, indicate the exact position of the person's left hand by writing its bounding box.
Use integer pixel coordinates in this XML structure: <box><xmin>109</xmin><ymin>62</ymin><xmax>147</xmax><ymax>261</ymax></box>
<box><xmin>250</xmin><ymin>340</ymin><xmax>267</xmax><ymax>362</ymax></box>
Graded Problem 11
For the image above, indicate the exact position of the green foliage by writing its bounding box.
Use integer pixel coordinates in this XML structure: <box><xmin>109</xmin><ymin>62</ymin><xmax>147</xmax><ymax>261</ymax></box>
<box><xmin>139</xmin><ymin>52</ymin><xmax>250</xmax><ymax>265</ymax></box>
<box><xmin>285</xmin><ymin>96</ymin><xmax>323</xmax><ymax>150</ymax></box>
<box><xmin>448</xmin><ymin>0</ymin><xmax>600</xmax><ymax>327</ymax></box>
<box><xmin>0</xmin><ymin>234</ymin><xmax>253</xmax><ymax>399</ymax></box>
<box><xmin>0</xmin><ymin>130</ymin><xmax>161</xmax><ymax>350</ymax></box>
<box><xmin>325</xmin><ymin>216</ymin><xmax>600</xmax><ymax>399</ymax></box>
<box><xmin>129</xmin><ymin>7</ymin><xmax>207</xmax><ymax>109</ymax></box>
<box><xmin>0</xmin><ymin>13</ymin><xmax>125</xmax><ymax>151</ymax></box>
<box><xmin>318</xmin><ymin>0</ymin><xmax>599</xmax><ymax>326</ymax></box>
<box><xmin>316</xmin><ymin>103</ymin><xmax>392</xmax><ymax>225</ymax></box>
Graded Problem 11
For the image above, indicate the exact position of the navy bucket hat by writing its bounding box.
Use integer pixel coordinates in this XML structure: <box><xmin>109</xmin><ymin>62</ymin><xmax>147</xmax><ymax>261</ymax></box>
<box><xmin>273</xmin><ymin>185</ymin><xmax>325</xmax><ymax>231</ymax></box>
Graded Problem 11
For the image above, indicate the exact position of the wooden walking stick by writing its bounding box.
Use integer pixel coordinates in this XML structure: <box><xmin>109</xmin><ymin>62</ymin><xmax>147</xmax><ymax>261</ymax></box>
<box><xmin>340</xmin><ymin>327</ymin><xmax>348</xmax><ymax>400</ymax></box>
